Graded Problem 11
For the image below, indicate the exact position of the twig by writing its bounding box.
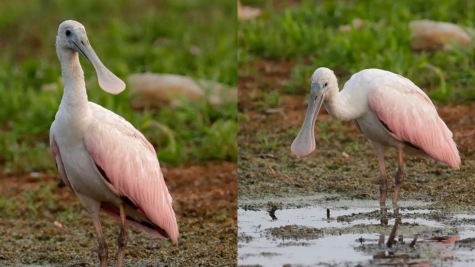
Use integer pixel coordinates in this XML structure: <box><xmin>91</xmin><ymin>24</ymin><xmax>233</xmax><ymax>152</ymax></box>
<box><xmin>264</xmin><ymin>159</ymin><xmax>276</xmax><ymax>176</ymax></box>
<box><xmin>269</xmin><ymin>205</ymin><xmax>278</xmax><ymax>220</ymax></box>
<box><xmin>410</xmin><ymin>234</ymin><xmax>419</xmax><ymax>247</ymax></box>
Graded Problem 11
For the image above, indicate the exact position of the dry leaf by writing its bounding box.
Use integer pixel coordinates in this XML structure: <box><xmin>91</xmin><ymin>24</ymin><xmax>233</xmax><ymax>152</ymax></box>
<box><xmin>264</xmin><ymin>159</ymin><xmax>276</xmax><ymax>177</ymax></box>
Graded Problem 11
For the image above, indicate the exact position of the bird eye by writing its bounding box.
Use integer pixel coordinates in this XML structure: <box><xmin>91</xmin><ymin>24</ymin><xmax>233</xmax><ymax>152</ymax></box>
<box><xmin>65</xmin><ymin>30</ymin><xmax>71</xmax><ymax>36</ymax></box>
<box><xmin>324</xmin><ymin>82</ymin><xmax>328</xmax><ymax>87</ymax></box>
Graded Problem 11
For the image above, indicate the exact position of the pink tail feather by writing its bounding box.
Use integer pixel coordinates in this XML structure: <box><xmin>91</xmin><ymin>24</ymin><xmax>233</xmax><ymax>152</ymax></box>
<box><xmin>434</xmin><ymin>118</ymin><xmax>460</xmax><ymax>170</ymax></box>
<box><xmin>101</xmin><ymin>203</ymin><xmax>170</xmax><ymax>240</ymax></box>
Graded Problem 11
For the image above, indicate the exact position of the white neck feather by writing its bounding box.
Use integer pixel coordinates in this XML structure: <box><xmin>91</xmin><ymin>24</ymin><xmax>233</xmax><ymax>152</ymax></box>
<box><xmin>323</xmin><ymin>81</ymin><xmax>366</xmax><ymax>121</ymax></box>
<box><xmin>57</xmin><ymin>49</ymin><xmax>89</xmax><ymax>113</ymax></box>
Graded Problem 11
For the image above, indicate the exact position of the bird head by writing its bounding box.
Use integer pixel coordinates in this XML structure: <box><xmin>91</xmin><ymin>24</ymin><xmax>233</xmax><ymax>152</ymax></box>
<box><xmin>310</xmin><ymin>67</ymin><xmax>335</xmax><ymax>98</ymax></box>
<box><xmin>56</xmin><ymin>20</ymin><xmax>125</xmax><ymax>95</ymax></box>
<box><xmin>290</xmin><ymin>67</ymin><xmax>336</xmax><ymax>157</ymax></box>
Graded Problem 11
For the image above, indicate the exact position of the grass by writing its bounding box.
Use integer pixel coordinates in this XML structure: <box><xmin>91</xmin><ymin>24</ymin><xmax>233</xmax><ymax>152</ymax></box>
<box><xmin>262</xmin><ymin>90</ymin><xmax>281</xmax><ymax>108</ymax></box>
<box><xmin>239</xmin><ymin>0</ymin><xmax>475</xmax><ymax>103</ymax></box>
<box><xmin>258</xmin><ymin>132</ymin><xmax>279</xmax><ymax>151</ymax></box>
<box><xmin>0</xmin><ymin>0</ymin><xmax>237</xmax><ymax>173</ymax></box>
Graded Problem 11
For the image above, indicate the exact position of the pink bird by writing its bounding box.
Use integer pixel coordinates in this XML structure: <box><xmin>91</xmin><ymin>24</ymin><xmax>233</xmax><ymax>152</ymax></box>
<box><xmin>291</xmin><ymin>67</ymin><xmax>460</xmax><ymax>206</ymax></box>
<box><xmin>49</xmin><ymin>20</ymin><xmax>178</xmax><ymax>267</ymax></box>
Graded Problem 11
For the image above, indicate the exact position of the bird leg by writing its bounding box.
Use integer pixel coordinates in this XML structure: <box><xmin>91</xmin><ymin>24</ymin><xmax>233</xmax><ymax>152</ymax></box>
<box><xmin>392</xmin><ymin>148</ymin><xmax>405</xmax><ymax>205</ymax></box>
<box><xmin>377</xmin><ymin>153</ymin><xmax>388</xmax><ymax>206</ymax></box>
<box><xmin>376</xmin><ymin>152</ymin><xmax>389</xmax><ymax>225</ymax></box>
<box><xmin>79</xmin><ymin>195</ymin><xmax>108</xmax><ymax>267</ymax></box>
<box><xmin>117</xmin><ymin>203</ymin><xmax>129</xmax><ymax>267</ymax></box>
<box><xmin>91</xmin><ymin>212</ymin><xmax>108</xmax><ymax>267</ymax></box>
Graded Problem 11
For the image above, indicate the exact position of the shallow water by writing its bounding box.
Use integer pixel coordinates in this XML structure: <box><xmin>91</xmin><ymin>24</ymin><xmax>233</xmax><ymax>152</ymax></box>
<box><xmin>238</xmin><ymin>195</ymin><xmax>475</xmax><ymax>267</ymax></box>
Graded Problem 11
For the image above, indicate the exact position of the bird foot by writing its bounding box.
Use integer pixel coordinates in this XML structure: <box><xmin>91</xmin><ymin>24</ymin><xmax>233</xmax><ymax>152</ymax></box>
<box><xmin>96</xmin><ymin>240</ymin><xmax>108</xmax><ymax>267</ymax></box>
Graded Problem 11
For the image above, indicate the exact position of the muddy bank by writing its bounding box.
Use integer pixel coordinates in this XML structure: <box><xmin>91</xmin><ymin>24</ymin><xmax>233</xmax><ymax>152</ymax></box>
<box><xmin>0</xmin><ymin>162</ymin><xmax>237</xmax><ymax>266</ymax></box>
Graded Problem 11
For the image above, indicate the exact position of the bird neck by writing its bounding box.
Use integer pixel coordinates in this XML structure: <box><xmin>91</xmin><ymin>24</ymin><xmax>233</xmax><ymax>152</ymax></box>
<box><xmin>58</xmin><ymin>50</ymin><xmax>89</xmax><ymax>113</ymax></box>
<box><xmin>324</xmin><ymin>84</ymin><xmax>361</xmax><ymax>121</ymax></box>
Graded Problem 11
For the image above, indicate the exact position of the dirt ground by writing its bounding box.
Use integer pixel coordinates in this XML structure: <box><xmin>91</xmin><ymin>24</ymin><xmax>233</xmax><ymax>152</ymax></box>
<box><xmin>238</xmin><ymin>59</ymin><xmax>475</xmax><ymax>204</ymax></box>
<box><xmin>0</xmin><ymin>162</ymin><xmax>237</xmax><ymax>267</ymax></box>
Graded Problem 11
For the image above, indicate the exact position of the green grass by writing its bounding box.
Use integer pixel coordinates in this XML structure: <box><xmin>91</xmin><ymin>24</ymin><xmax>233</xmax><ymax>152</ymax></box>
<box><xmin>239</xmin><ymin>0</ymin><xmax>475</xmax><ymax>103</ymax></box>
<box><xmin>262</xmin><ymin>90</ymin><xmax>281</xmax><ymax>108</ymax></box>
<box><xmin>0</xmin><ymin>0</ymin><xmax>237</xmax><ymax>172</ymax></box>
<box><xmin>258</xmin><ymin>132</ymin><xmax>279</xmax><ymax>151</ymax></box>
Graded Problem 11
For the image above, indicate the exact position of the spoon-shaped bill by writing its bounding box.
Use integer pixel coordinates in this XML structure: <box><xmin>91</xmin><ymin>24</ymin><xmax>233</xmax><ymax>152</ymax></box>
<box><xmin>290</xmin><ymin>92</ymin><xmax>325</xmax><ymax>157</ymax></box>
<box><xmin>73</xmin><ymin>32</ymin><xmax>126</xmax><ymax>95</ymax></box>
<box><xmin>91</xmin><ymin>54</ymin><xmax>126</xmax><ymax>95</ymax></box>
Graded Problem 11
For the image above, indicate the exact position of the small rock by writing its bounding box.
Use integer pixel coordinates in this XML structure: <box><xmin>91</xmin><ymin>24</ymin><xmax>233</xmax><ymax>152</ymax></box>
<box><xmin>339</xmin><ymin>18</ymin><xmax>364</xmax><ymax>32</ymax></box>
<box><xmin>238</xmin><ymin>1</ymin><xmax>262</xmax><ymax>21</ymax></box>
<box><xmin>53</xmin><ymin>221</ymin><xmax>63</xmax><ymax>229</ymax></box>
<box><xmin>197</xmin><ymin>79</ymin><xmax>237</xmax><ymax>105</ymax></box>
<box><xmin>409</xmin><ymin>20</ymin><xmax>472</xmax><ymax>51</ymax></box>
<box><xmin>127</xmin><ymin>73</ymin><xmax>236</xmax><ymax>109</ymax></box>
<box><xmin>41</xmin><ymin>82</ymin><xmax>59</xmax><ymax>92</ymax></box>
<box><xmin>188</xmin><ymin>45</ymin><xmax>201</xmax><ymax>55</ymax></box>
<box><xmin>29</xmin><ymin>172</ymin><xmax>41</xmax><ymax>178</ymax></box>
<box><xmin>128</xmin><ymin>73</ymin><xmax>204</xmax><ymax>109</ymax></box>
<box><xmin>264</xmin><ymin>108</ymin><xmax>284</xmax><ymax>115</ymax></box>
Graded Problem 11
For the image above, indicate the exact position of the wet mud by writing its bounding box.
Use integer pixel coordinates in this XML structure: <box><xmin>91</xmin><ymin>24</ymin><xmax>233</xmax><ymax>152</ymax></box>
<box><xmin>238</xmin><ymin>196</ymin><xmax>475</xmax><ymax>267</ymax></box>
<box><xmin>0</xmin><ymin>162</ymin><xmax>237</xmax><ymax>267</ymax></box>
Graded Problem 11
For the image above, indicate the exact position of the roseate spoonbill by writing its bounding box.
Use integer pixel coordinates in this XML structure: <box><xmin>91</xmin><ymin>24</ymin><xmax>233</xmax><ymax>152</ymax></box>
<box><xmin>291</xmin><ymin>67</ymin><xmax>460</xmax><ymax>206</ymax></box>
<box><xmin>49</xmin><ymin>20</ymin><xmax>178</xmax><ymax>267</ymax></box>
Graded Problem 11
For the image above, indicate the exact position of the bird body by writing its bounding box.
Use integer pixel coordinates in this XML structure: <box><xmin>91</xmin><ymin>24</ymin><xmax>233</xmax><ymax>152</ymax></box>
<box><xmin>291</xmin><ymin>67</ymin><xmax>460</xmax><ymax>205</ymax></box>
<box><xmin>346</xmin><ymin>69</ymin><xmax>458</xmax><ymax>167</ymax></box>
<box><xmin>52</xmin><ymin>100</ymin><xmax>177</xmax><ymax>235</ymax></box>
<box><xmin>50</xmin><ymin>20</ymin><xmax>178</xmax><ymax>267</ymax></box>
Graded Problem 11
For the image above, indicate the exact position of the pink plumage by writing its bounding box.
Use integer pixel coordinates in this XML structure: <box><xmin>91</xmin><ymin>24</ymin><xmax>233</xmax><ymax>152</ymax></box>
<box><xmin>291</xmin><ymin>67</ymin><xmax>461</xmax><ymax>206</ymax></box>
<box><xmin>367</xmin><ymin>77</ymin><xmax>460</xmax><ymax>170</ymax></box>
<box><xmin>84</xmin><ymin>103</ymin><xmax>179</xmax><ymax>243</ymax></box>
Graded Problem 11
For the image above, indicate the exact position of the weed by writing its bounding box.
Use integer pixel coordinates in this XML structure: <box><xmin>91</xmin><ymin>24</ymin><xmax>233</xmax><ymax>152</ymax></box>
<box><xmin>259</xmin><ymin>132</ymin><xmax>279</xmax><ymax>151</ymax></box>
<box><xmin>263</xmin><ymin>90</ymin><xmax>281</xmax><ymax>108</ymax></box>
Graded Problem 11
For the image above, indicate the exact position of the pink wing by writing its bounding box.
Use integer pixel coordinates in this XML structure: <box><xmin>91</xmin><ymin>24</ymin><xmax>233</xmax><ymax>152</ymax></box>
<box><xmin>50</xmin><ymin>124</ymin><xmax>71</xmax><ymax>188</ymax></box>
<box><xmin>367</xmin><ymin>79</ymin><xmax>460</xmax><ymax>169</ymax></box>
<box><xmin>84</xmin><ymin>103</ymin><xmax>179</xmax><ymax>244</ymax></box>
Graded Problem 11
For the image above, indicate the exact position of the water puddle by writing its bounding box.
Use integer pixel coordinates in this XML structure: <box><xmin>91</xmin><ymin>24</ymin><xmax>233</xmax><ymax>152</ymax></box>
<box><xmin>238</xmin><ymin>195</ymin><xmax>475</xmax><ymax>267</ymax></box>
